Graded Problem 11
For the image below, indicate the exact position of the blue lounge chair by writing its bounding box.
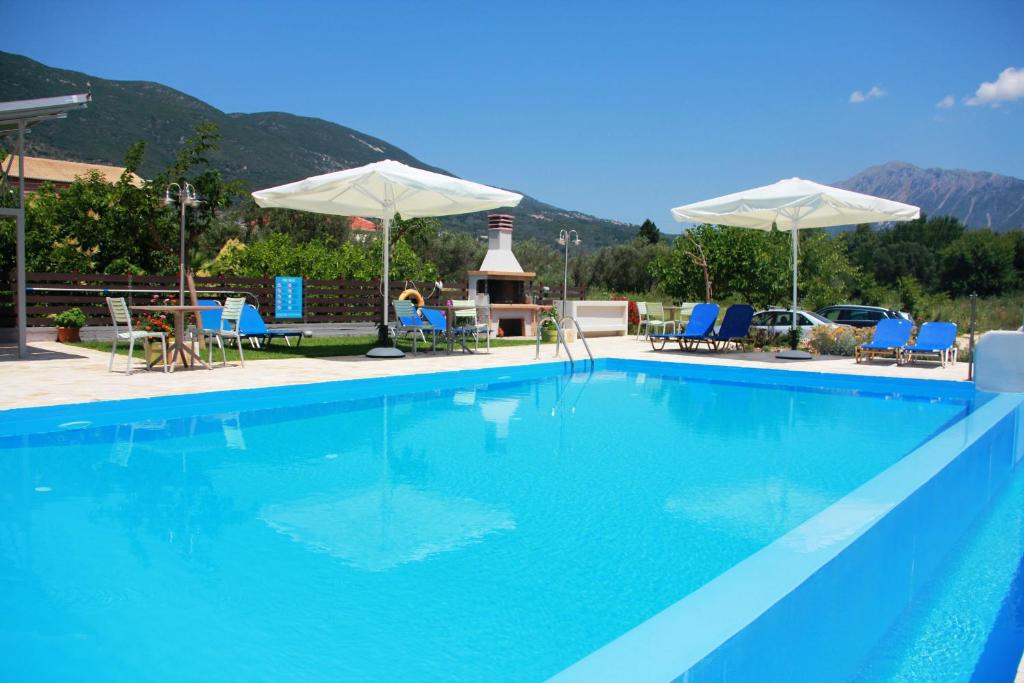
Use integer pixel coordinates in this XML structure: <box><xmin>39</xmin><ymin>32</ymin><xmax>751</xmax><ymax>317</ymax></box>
<box><xmin>708</xmin><ymin>304</ymin><xmax>755</xmax><ymax>351</ymax></box>
<box><xmin>391</xmin><ymin>299</ymin><xmax>431</xmax><ymax>354</ymax></box>
<box><xmin>855</xmin><ymin>318</ymin><xmax>913</xmax><ymax>364</ymax></box>
<box><xmin>902</xmin><ymin>322</ymin><xmax>958</xmax><ymax>367</ymax></box>
<box><xmin>418</xmin><ymin>307</ymin><xmax>449</xmax><ymax>352</ymax></box>
<box><xmin>649</xmin><ymin>303</ymin><xmax>720</xmax><ymax>351</ymax></box>
<box><xmin>239</xmin><ymin>304</ymin><xmax>304</xmax><ymax>348</ymax></box>
<box><xmin>197</xmin><ymin>299</ymin><xmax>223</xmax><ymax>331</ymax></box>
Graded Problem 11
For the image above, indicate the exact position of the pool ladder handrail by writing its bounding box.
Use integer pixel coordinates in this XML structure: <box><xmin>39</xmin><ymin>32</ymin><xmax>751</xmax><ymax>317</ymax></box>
<box><xmin>535</xmin><ymin>316</ymin><xmax>594</xmax><ymax>369</ymax></box>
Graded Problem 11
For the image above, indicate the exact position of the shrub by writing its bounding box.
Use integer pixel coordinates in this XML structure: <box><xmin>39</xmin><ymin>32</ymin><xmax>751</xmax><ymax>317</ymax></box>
<box><xmin>52</xmin><ymin>307</ymin><xmax>87</xmax><ymax>328</ymax></box>
<box><xmin>807</xmin><ymin>325</ymin><xmax>873</xmax><ymax>356</ymax></box>
<box><xmin>746</xmin><ymin>327</ymin><xmax>782</xmax><ymax>351</ymax></box>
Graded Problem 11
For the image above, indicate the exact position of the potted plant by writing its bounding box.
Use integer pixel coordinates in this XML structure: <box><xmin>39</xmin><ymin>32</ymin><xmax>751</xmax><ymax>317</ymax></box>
<box><xmin>539</xmin><ymin>307</ymin><xmax>560</xmax><ymax>343</ymax></box>
<box><xmin>52</xmin><ymin>307</ymin><xmax>86</xmax><ymax>343</ymax></box>
<box><xmin>139</xmin><ymin>294</ymin><xmax>176</xmax><ymax>366</ymax></box>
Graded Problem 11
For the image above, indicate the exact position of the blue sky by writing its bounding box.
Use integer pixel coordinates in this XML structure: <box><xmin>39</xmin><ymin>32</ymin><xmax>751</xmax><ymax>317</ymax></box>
<box><xmin>2</xmin><ymin>0</ymin><xmax>1022</xmax><ymax>229</ymax></box>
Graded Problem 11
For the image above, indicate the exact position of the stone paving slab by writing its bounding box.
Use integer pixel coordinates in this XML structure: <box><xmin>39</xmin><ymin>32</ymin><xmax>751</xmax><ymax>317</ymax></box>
<box><xmin>0</xmin><ymin>336</ymin><xmax>968</xmax><ymax>411</ymax></box>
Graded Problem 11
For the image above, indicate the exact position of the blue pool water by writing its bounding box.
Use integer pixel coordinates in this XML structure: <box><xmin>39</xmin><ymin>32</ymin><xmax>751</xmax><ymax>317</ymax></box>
<box><xmin>0</xmin><ymin>362</ymin><xmax>977</xmax><ymax>681</ymax></box>
<box><xmin>851</xmin><ymin>447</ymin><xmax>1024</xmax><ymax>682</ymax></box>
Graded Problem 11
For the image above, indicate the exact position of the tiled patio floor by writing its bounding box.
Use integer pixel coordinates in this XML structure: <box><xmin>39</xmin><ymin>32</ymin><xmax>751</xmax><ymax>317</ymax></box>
<box><xmin>1</xmin><ymin>336</ymin><xmax>968</xmax><ymax>411</ymax></box>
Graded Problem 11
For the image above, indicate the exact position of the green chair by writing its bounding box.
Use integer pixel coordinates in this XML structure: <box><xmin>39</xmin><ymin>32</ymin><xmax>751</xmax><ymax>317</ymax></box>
<box><xmin>203</xmin><ymin>296</ymin><xmax>246</xmax><ymax>368</ymax></box>
<box><xmin>450</xmin><ymin>299</ymin><xmax>491</xmax><ymax>352</ymax></box>
<box><xmin>673</xmin><ymin>302</ymin><xmax>697</xmax><ymax>326</ymax></box>
<box><xmin>106</xmin><ymin>297</ymin><xmax>168</xmax><ymax>375</ymax></box>
<box><xmin>637</xmin><ymin>302</ymin><xmax>672</xmax><ymax>340</ymax></box>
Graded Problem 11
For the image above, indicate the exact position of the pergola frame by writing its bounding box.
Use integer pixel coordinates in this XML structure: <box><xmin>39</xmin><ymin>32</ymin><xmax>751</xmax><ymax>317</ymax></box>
<box><xmin>0</xmin><ymin>93</ymin><xmax>90</xmax><ymax>358</ymax></box>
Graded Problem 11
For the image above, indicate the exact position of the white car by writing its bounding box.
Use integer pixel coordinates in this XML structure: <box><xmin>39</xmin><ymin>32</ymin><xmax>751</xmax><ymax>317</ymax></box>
<box><xmin>750</xmin><ymin>309</ymin><xmax>837</xmax><ymax>337</ymax></box>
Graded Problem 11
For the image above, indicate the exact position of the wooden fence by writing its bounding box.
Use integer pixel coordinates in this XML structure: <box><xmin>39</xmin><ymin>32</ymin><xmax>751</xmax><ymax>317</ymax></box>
<box><xmin>1</xmin><ymin>272</ymin><xmax>585</xmax><ymax>327</ymax></box>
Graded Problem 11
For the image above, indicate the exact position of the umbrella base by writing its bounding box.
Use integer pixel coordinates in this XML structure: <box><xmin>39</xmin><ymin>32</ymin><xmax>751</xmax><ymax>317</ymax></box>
<box><xmin>366</xmin><ymin>346</ymin><xmax>405</xmax><ymax>359</ymax></box>
<box><xmin>775</xmin><ymin>349</ymin><xmax>813</xmax><ymax>360</ymax></box>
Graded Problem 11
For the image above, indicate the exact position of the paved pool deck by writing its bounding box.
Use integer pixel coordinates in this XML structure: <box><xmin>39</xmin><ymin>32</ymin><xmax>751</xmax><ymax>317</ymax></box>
<box><xmin>1</xmin><ymin>336</ymin><xmax>969</xmax><ymax>411</ymax></box>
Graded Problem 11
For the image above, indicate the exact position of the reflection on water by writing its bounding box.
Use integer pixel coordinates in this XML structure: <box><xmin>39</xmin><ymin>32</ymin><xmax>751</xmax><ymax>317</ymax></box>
<box><xmin>261</xmin><ymin>485</ymin><xmax>516</xmax><ymax>572</ymax></box>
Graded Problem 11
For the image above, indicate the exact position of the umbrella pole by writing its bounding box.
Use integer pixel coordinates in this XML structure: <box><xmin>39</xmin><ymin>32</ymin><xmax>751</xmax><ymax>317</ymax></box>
<box><xmin>776</xmin><ymin>216</ymin><xmax>812</xmax><ymax>360</ymax></box>
<box><xmin>382</xmin><ymin>213</ymin><xmax>390</xmax><ymax>330</ymax></box>
<box><xmin>791</xmin><ymin>220</ymin><xmax>798</xmax><ymax>331</ymax></box>
<box><xmin>366</xmin><ymin>209</ymin><xmax>404</xmax><ymax>358</ymax></box>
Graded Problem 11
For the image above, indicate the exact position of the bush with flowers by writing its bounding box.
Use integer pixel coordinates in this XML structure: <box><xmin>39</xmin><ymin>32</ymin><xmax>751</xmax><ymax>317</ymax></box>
<box><xmin>611</xmin><ymin>297</ymin><xmax>640</xmax><ymax>329</ymax></box>
<box><xmin>137</xmin><ymin>294</ymin><xmax>177</xmax><ymax>335</ymax></box>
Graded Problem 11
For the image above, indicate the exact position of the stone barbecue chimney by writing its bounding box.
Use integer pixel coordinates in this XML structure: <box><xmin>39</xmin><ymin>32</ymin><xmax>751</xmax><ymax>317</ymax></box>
<box><xmin>478</xmin><ymin>214</ymin><xmax>523</xmax><ymax>273</ymax></box>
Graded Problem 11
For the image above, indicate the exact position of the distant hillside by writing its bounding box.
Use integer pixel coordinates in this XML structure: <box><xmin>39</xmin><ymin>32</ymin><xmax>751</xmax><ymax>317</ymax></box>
<box><xmin>0</xmin><ymin>51</ymin><xmax>638</xmax><ymax>248</ymax></box>
<box><xmin>837</xmin><ymin>161</ymin><xmax>1024</xmax><ymax>231</ymax></box>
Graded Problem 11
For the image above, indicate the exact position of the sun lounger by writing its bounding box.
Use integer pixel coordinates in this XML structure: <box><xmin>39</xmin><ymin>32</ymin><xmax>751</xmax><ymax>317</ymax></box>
<box><xmin>418</xmin><ymin>307</ymin><xmax>450</xmax><ymax>352</ymax></box>
<box><xmin>239</xmin><ymin>304</ymin><xmax>304</xmax><ymax>348</ymax></box>
<box><xmin>855</xmin><ymin>318</ymin><xmax>913</xmax><ymax>364</ymax></box>
<box><xmin>649</xmin><ymin>303</ymin><xmax>720</xmax><ymax>351</ymax></box>
<box><xmin>392</xmin><ymin>299</ymin><xmax>431</xmax><ymax>354</ymax></box>
<box><xmin>902</xmin><ymin>322</ymin><xmax>958</xmax><ymax>367</ymax></box>
<box><xmin>708</xmin><ymin>304</ymin><xmax>755</xmax><ymax>351</ymax></box>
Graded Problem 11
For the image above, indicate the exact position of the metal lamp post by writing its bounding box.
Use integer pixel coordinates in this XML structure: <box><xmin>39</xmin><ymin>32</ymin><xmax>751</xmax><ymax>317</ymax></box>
<box><xmin>163</xmin><ymin>182</ymin><xmax>200</xmax><ymax>303</ymax></box>
<box><xmin>557</xmin><ymin>228</ymin><xmax>581</xmax><ymax>319</ymax></box>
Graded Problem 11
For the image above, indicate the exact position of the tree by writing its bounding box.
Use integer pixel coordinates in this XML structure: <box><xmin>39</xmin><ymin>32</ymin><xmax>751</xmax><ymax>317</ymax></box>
<box><xmin>157</xmin><ymin>122</ymin><xmax>246</xmax><ymax>271</ymax></box>
<box><xmin>679</xmin><ymin>232</ymin><xmax>712</xmax><ymax>302</ymax></box>
<box><xmin>637</xmin><ymin>219</ymin><xmax>660</xmax><ymax>244</ymax></box>
<box><xmin>513</xmin><ymin>238</ymin><xmax>563</xmax><ymax>284</ymax></box>
<box><xmin>940</xmin><ymin>230</ymin><xmax>1015</xmax><ymax>296</ymax></box>
<box><xmin>584</xmin><ymin>238</ymin><xmax>669</xmax><ymax>294</ymax></box>
<box><xmin>651</xmin><ymin>225</ymin><xmax>789</xmax><ymax>307</ymax></box>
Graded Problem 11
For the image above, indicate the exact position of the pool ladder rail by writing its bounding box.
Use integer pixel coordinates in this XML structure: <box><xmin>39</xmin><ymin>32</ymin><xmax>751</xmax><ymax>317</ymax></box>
<box><xmin>535</xmin><ymin>316</ymin><xmax>594</xmax><ymax>369</ymax></box>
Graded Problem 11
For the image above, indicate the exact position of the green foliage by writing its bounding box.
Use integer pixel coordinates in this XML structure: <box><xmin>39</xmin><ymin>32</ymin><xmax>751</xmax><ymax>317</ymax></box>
<box><xmin>52</xmin><ymin>307</ymin><xmax>86</xmax><ymax>328</ymax></box>
<box><xmin>785</xmin><ymin>327</ymin><xmax>802</xmax><ymax>350</ymax></box>
<box><xmin>406</xmin><ymin>228</ymin><xmax>486</xmax><ymax>283</ymax></box>
<box><xmin>796</xmin><ymin>231</ymin><xmax>863</xmax><ymax>310</ymax></box>
<box><xmin>939</xmin><ymin>230</ymin><xmax>1016</xmax><ymax>296</ymax></box>
<box><xmin>651</xmin><ymin>224</ymin><xmax>789</xmax><ymax>307</ymax></box>
<box><xmin>637</xmin><ymin>219</ymin><xmax>660</xmax><ymax>244</ymax></box>
<box><xmin>513</xmin><ymin>238</ymin><xmax>564</xmax><ymax>284</ymax></box>
<box><xmin>578</xmin><ymin>238</ymin><xmax>670</xmax><ymax>293</ymax></box>
<box><xmin>158</xmin><ymin>122</ymin><xmax>247</xmax><ymax>270</ymax></box>
<box><xmin>208</xmin><ymin>232</ymin><xmax>437</xmax><ymax>283</ymax></box>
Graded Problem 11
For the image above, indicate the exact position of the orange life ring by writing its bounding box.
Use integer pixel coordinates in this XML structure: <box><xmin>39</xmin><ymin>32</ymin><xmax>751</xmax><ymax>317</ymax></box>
<box><xmin>398</xmin><ymin>288</ymin><xmax>425</xmax><ymax>307</ymax></box>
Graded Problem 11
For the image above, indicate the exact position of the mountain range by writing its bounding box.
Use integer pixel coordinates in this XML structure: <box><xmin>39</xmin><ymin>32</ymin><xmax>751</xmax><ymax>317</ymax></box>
<box><xmin>0</xmin><ymin>51</ymin><xmax>637</xmax><ymax>249</ymax></box>
<box><xmin>837</xmin><ymin>161</ymin><xmax>1024</xmax><ymax>231</ymax></box>
<box><xmin>2</xmin><ymin>51</ymin><xmax>1023</xmax><ymax>240</ymax></box>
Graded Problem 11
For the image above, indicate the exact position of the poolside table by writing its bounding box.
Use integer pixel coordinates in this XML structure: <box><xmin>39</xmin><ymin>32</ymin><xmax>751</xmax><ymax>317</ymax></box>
<box><xmin>133</xmin><ymin>305</ymin><xmax>211</xmax><ymax>371</ymax></box>
<box><xmin>422</xmin><ymin>304</ymin><xmax>491</xmax><ymax>354</ymax></box>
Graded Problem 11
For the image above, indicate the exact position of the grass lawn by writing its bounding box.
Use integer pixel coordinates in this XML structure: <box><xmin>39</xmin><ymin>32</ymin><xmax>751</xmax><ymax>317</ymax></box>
<box><xmin>71</xmin><ymin>334</ymin><xmax>546</xmax><ymax>362</ymax></box>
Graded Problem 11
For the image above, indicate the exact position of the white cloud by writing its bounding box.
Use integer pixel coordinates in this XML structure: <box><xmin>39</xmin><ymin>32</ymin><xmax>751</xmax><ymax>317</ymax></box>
<box><xmin>936</xmin><ymin>95</ymin><xmax>955</xmax><ymax>109</ymax></box>
<box><xmin>849</xmin><ymin>85</ymin><xmax>885</xmax><ymax>104</ymax></box>
<box><xmin>965</xmin><ymin>67</ymin><xmax>1024</xmax><ymax>107</ymax></box>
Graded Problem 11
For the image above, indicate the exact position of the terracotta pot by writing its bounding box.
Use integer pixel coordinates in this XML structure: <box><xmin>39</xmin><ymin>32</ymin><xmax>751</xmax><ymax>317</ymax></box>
<box><xmin>147</xmin><ymin>337</ymin><xmax>173</xmax><ymax>366</ymax></box>
<box><xmin>56</xmin><ymin>327</ymin><xmax>81</xmax><ymax>343</ymax></box>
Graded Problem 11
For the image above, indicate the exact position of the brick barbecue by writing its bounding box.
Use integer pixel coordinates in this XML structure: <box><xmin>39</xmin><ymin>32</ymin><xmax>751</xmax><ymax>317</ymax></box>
<box><xmin>467</xmin><ymin>214</ymin><xmax>543</xmax><ymax>338</ymax></box>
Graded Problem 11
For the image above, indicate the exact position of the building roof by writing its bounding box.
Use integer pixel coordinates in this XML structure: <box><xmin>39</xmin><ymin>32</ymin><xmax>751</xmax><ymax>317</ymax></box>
<box><xmin>6</xmin><ymin>154</ymin><xmax>144</xmax><ymax>187</ymax></box>
<box><xmin>349</xmin><ymin>216</ymin><xmax>377</xmax><ymax>231</ymax></box>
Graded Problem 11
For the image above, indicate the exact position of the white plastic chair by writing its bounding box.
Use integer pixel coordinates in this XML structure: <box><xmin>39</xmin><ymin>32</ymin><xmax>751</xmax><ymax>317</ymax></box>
<box><xmin>203</xmin><ymin>296</ymin><xmax>246</xmax><ymax>368</ymax></box>
<box><xmin>106</xmin><ymin>297</ymin><xmax>168</xmax><ymax>375</ymax></box>
<box><xmin>451</xmin><ymin>298</ymin><xmax>491</xmax><ymax>352</ymax></box>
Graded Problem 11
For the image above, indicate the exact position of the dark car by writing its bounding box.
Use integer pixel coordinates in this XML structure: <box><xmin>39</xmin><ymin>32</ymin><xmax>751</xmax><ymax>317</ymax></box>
<box><xmin>815</xmin><ymin>304</ymin><xmax>911</xmax><ymax>328</ymax></box>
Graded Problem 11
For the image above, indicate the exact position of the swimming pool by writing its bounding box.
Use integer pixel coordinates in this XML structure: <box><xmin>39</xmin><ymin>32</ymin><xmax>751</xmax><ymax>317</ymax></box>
<box><xmin>0</xmin><ymin>359</ymin><xmax>1019</xmax><ymax>681</ymax></box>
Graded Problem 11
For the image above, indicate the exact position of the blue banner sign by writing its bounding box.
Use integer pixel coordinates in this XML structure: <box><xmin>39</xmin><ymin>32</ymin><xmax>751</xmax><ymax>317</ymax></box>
<box><xmin>274</xmin><ymin>276</ymin><xmax>303</xmax><ymax>319</ymax></box>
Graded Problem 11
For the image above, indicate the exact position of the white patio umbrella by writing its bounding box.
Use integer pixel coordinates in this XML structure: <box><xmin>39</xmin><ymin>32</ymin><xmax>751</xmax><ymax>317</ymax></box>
<box><xmin>671</xmin><ymin>177</ymin><xmax>920</xmax><ymax>358</ymax></box>
<box><xmin>252</xmin><ymin>160</ymin><xmax>522</xmax><ymax>357</ymax></box>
